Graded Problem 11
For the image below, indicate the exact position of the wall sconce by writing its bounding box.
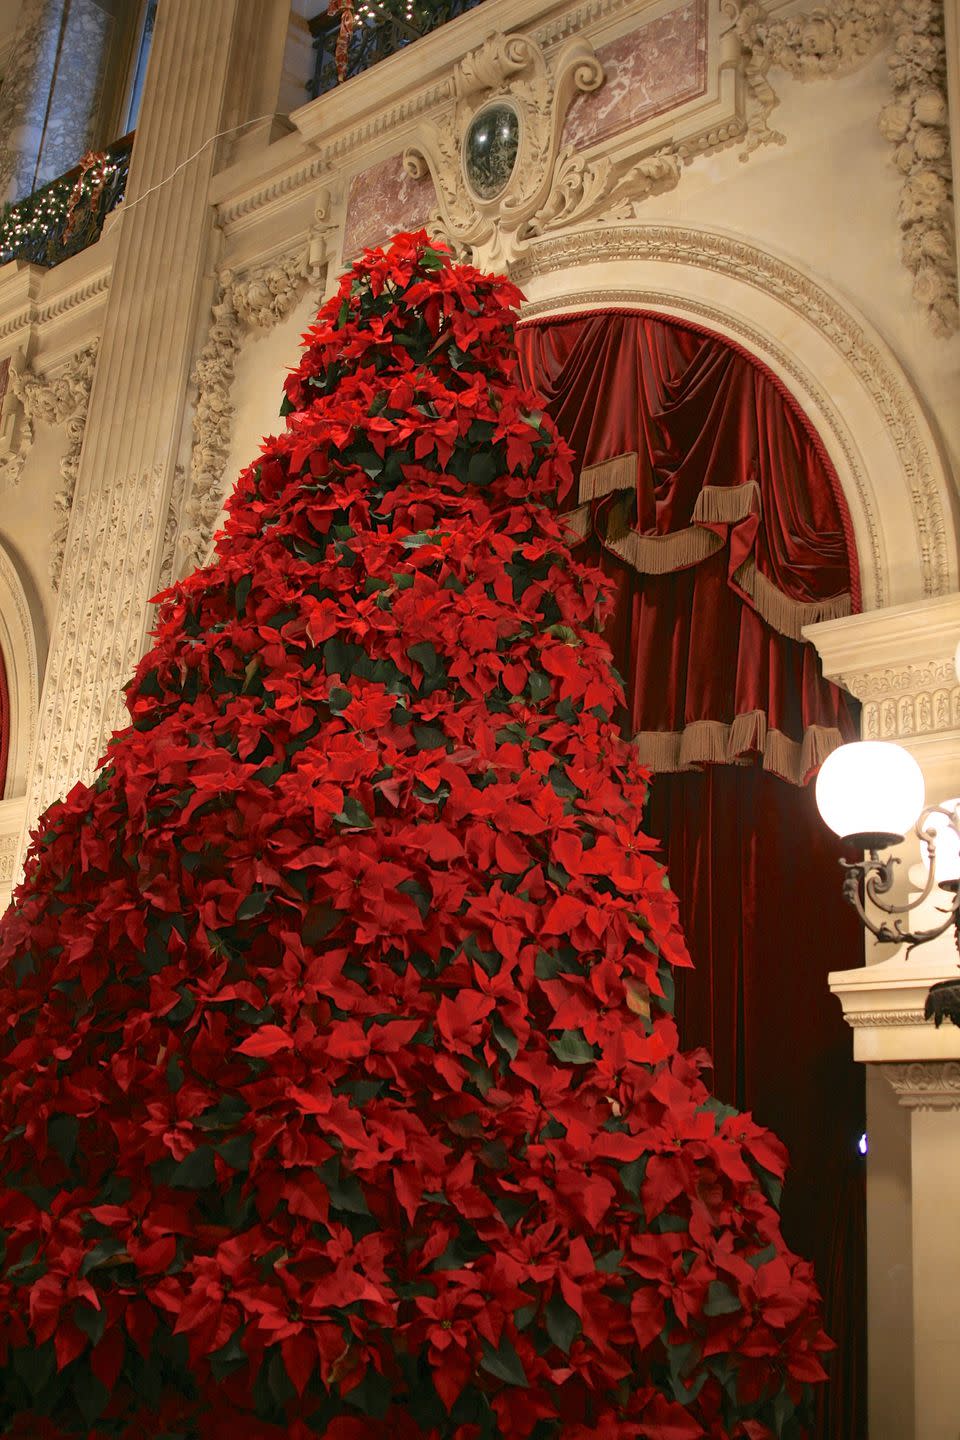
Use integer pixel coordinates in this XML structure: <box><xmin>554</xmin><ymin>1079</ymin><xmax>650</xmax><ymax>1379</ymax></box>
<box><xmin>816</xmin><ymin>741</ymin><xmax>960</xmax><ymax>1028</ymax></box>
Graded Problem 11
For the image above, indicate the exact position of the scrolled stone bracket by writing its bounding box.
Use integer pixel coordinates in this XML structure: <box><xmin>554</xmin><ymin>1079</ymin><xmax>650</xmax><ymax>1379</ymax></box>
<box><xmin>402</xmin><ymin>31</ymin><xmax>608</xmax><ymax>267</ymax></box>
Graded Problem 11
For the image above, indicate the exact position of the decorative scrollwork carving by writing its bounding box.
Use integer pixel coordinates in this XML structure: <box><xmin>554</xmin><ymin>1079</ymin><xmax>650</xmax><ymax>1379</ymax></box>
<box><xmin>884</xmin><ymin>1060</ymin><xmax>960</xmax><ymax>1107</ymax></box>
<box><xmin>180</xmin><ymin>202</ymin><xmax>332</xmax><ymax>578</ymax></box>
<box><xmin>731</xmin><ymin>0</ymin><xmax>956</xmax><ymax>334</ymax></box>
<box><xmin>0</xmin><ymin>341</ymin><xmax>100</xmax><ymax>588</ymax></box>
<box><xmin>403</xmin><ymin>31</ymin><xmax>607</xmax><ymax>265</ymax></box>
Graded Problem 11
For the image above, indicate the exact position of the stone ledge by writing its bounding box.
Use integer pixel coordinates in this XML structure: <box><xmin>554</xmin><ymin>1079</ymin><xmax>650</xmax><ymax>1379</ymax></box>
<box><xmin>830</xmin><ymin>951</ymin><xmax>960</xmax><ymax>1063</ymax></box>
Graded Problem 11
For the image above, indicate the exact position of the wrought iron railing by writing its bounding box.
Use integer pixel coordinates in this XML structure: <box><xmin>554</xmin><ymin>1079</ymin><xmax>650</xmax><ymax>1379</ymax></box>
<box><xmin>309</xmin><ymin>0</ymin><xmax>489</xmax><ymax>98</ymax></box>
<box><xmin>0</xmin><ymin>133</ymin><xmax>134</xmax><ymax>271</ymax></box>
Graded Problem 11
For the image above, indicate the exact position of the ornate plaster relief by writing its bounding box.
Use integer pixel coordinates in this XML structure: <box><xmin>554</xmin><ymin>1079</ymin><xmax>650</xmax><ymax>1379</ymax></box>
<box><xmin>884</xmin><ymin>1059</ymin><xmax>960</xmax><ymax>1105</ymax></box>
<box><xmin>403</xmin><ymin>32</ymin><xmax>610</xmax><ymax>266</ymax></box>
<box><xmin>180</xmin><ymin>210</ymin><xmax>331</xmax><ymax>578</ymax></box>
<box><xmin>735</xmin><ymin>0</ymin><xmax>957</xmax><ymax>334</ymax></box>
<box><xmin>0</xmin><ymin>341</ymin><xmax>99</xmax><ymax>590</ymax></box>
<box><xmin>24</xmin><ymin>463</ymin><xmax>166</xmax><ymax>835</ymax></box>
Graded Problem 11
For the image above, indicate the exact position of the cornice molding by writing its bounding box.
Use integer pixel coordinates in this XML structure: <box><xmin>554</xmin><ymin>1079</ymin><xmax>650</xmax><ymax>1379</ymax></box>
<box><xmin>0</xmin><ymin>263</ymin><xmax>110</xmax><ymax>345</ymax></box>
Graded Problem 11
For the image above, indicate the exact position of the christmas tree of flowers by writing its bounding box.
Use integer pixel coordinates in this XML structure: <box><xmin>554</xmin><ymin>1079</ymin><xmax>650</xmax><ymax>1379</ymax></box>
<box><xmin>0</xmin><ymin>234</ymin><xmax>829</xmax><ymax>1439</ymax></box>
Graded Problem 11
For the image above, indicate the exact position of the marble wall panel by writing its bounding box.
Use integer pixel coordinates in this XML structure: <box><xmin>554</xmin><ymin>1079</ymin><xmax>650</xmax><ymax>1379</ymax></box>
<box><xmin>38</xmin><ymin>0</ymin><xmax>113</xmax><ymax>184</ymax></box>
<box><xmin>562</xmin><ymin>0</ymin><xmax>708</xmax><ymax>152</ymax></box>
<box><xmin>342</xmin><ymin>153</ymin><xmax>438</xmax><ymax>260</ymax></box>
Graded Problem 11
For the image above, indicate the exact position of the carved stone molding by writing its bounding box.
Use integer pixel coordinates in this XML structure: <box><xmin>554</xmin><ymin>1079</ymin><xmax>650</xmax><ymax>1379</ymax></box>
<box><xmin>0</xmin><ymin>341</ymin><xmax>98</xmax><ymax>516</ymax></box>
<box><xmin>180</xmin><ymin>209</ymin><xmax>330</xmax><ymax>578</ymax></box>
<box><xmin>0</xmin><ymin>265</ymin><xmax>110</xmax><ymax>347</ymax></box>
<box><xmin>515</xmin><ymin>227</ymin><xmax>953</xmax><ymax>603</ymax></box>
<box><xmin>156</xmin><ymin>463</ymin><xmax>187</xmax><ymax>594</ymax></box>
<box><xmin>884</xmin><ymin>1059</ymin><xmax>960</xmax><ymax>1106</ymax></box>
<box><xmin>26</xmin><ymin>463</ymin><xmax>166</xmax><ymax>831</ymax></box>
<box><xmin>847</xmin><ymin>1007</ymin><xmax>927</xmax><ymax>1024</ymax></box>
<box><xmin>733</xmin><ymin>0</ymin><xmax>957</xmax><ymax>334</ymax></box>
<box><xmin>0</xmin><ymin>831</ymin><xmax>17</xmax><ymax>885</ymax></box>
<box><xmin>830</xmin><ymin>659</ymin><xmax>960</xmax><ymax>740</ymax></box>
<box><xmin>404</xmin><ymin>32</ymin><xmax>617</xmax><ymax>266</ymax></box>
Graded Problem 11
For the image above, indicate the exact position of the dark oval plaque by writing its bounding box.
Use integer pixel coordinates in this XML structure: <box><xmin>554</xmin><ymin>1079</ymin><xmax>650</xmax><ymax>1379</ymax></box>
<box><xmin>464</xmin><ymin>103</ymin><xmax>520</xmax><ymax>200</ymax></box>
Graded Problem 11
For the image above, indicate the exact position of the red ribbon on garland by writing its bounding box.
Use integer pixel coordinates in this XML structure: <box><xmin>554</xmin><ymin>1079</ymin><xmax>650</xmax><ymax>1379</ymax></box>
<box><xmin>62</xmin><ymin>150</ymin><xmax>110</xmax><ymax>243</ymax></box>
<box><xmin>326</xmin><ymin>0</ymin><xmax>357</xmax><ymax>82</ymax></box>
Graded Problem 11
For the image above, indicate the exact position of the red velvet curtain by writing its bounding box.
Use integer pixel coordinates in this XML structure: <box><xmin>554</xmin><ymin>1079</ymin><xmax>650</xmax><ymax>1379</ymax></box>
<box><xmin>517</xmin><ymin>310</ymin><xmax>865</xmax><ymax>1438</ymax></box>
<box><xmin>518</xmin><ymin>310</ymin><xmax>859</xmax><ymax>782</ymax></box>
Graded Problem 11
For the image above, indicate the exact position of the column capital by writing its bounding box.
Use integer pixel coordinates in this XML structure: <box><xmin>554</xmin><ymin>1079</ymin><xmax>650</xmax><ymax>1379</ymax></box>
<box><xmin>883</xmin><ymin>1059</ymin><xmax>960</xmax><ymax>1109</ymax></box>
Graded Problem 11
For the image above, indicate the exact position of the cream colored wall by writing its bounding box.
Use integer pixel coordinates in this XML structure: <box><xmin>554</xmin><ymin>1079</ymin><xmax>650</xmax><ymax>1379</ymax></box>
<box><xmin>219</xmin><ymin>288</ymin><xmax>320</xmax><ymax>501</ymax></box>
<box><xmin>648</xmin><ymin>54</ymin><xmax>960</xmax><ymax>478</ymax></box>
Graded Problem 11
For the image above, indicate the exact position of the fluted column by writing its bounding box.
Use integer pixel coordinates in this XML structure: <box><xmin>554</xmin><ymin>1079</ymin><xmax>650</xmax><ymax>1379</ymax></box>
<box><xmin>22</xmin><ymin>0</ymin><xmax>243</xmax><ymax>846</ymax></box>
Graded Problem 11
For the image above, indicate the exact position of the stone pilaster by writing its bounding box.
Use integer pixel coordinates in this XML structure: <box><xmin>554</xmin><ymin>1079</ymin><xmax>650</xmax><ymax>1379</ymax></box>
<box><xmin>806</xmin><ymin>595</ymin><xmax>960</xmax><ymax>1440</ymax></box>
<box><xmin>882</xmin><ymin>1062</ymin><xmax>960</xmax><ymax>1440</ymax></box>
<box><xmin>21</xmin><ymin>0</ymin><xmax>244</xmax><ymax>851</ymax></box>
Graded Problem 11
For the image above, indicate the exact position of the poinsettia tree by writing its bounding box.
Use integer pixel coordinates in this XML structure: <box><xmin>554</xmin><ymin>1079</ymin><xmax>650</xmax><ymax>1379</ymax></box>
<box><xmin>0</xmin><ymin>232</ymin><xmax>830</xmax><ymax>1439</ymax></box>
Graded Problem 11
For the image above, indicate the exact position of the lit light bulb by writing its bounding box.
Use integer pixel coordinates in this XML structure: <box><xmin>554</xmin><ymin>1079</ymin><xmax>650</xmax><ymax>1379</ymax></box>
<box><xmin>815</xmin><ymin>740</ymin><xmax>925</xmax><ymax>848</ymax></box>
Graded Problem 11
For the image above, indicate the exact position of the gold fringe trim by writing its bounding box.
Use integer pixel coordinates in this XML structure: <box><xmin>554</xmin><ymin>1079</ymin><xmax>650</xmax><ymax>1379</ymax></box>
<box><xmin>562</xmin><ymin>503</ymin><xmax>592</xmax><ymax>545</ymax></box>
<box><xmin>579</xmin><ymin>452</ymin><xmax>637</xmax><ymax>502</ymax></box>
<box><xmin>691</xmin><ymin>481</ymin><xmax>761</xmax><ymax>525</ymax></box>
<box><xmin>608</xmin><ymin>524</ymin><xmax>724</xmax><ymax>575</ymax></box>
<box><xmin>734</xmin><ymin>555</ymin><xmax>852</xmax><ymax>642</ymax></box>
<box><xmin>632</xmin><ymin>715</ymin><xmax>845</xmax><ymax>785</ymax></box>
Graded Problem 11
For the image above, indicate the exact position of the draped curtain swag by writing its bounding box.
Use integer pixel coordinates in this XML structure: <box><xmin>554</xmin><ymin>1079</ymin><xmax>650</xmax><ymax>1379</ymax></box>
<box><xmin>516</xmin><ymin>310</ymin><xmax>861</xmax><ymax>781</ymax></box>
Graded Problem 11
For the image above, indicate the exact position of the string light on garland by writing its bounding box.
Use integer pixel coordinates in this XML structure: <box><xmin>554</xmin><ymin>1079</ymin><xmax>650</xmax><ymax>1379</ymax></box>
<box><xmin>0</xmin><ymin>149</ymin><xmax>127</xmax><ymax>266</ymax></box>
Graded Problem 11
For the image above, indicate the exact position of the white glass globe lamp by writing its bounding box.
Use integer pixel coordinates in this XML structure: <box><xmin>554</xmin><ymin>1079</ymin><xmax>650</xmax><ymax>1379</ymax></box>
<box><xmin>815</xmin><ymin>741</ymin><xmax>925</xmax><ymax>849</ymax></box>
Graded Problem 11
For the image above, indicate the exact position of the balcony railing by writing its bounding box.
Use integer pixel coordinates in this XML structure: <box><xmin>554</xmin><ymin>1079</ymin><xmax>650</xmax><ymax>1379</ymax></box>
<box><xmin>309</xmin><ymin>0</ymin><xmax>489</xmax><ymax>98</ymax></box>
<box><xmin>0</xmin><ymin>133</ymin><xmax>133</xmax><ymax>271</ymax></box>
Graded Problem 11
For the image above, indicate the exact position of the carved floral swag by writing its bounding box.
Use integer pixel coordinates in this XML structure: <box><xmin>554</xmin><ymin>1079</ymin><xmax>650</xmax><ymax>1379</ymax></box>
<box><xmin>516</xmin><ymin>308</ymin><xmax>861</xmax><ymax>783</ymax></box>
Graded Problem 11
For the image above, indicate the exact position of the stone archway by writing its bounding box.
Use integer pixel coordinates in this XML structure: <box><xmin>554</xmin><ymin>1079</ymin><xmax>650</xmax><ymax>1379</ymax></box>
<box><xmin>0</xmin><ymin>543</ymin><xmax>40</xmax><ymax>801</ymax></box>
<box><xmin>513</xmin><ymin>221</ymin><xmax>959</xmax><ymax>612</ymax></box>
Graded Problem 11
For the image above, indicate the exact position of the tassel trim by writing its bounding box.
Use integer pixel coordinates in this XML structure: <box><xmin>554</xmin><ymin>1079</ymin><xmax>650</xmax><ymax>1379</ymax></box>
<box><xmin>632</xmin><ymin>714</ymin><xmax>845</xmax><ymax>785</ymax></box>
<box><xmin>733</xmin><ymin>556</ymin><xmax>852</xmax><ymax>642</ymax></box>
<box><xmin>562</xmin><ymin>504</ymin><xmax>592</xmax><ymax>545</ymax></box>
<box><xmin>608</xmin><ymin>524</ymin><xmax>724</xmax><ymax>575</ymax></box>
<box><xmin>691</xmin><ymin>480</ymin><xmax>761</xmax><ymax>525</ymax></box>
<box><xmin>579</xmin><ymin>452</ymin><xmax>637</xmax><ymax>502</ymax></box>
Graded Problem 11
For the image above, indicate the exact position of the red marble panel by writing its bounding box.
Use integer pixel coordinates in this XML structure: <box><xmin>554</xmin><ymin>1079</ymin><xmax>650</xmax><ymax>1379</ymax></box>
<box><xmin>342</xmin><ymin>154</ymin><xmax>438</xmax><ymax>260</ymax></box>
<box><xmin>562</xmin><ymin>0</ymin><xmax>708</xmax><ymax>151</ymax></box>
<box><xmin>0</xmin><ymin>358</ymin><xmax>9</xmax><ymax>413</ymax></box>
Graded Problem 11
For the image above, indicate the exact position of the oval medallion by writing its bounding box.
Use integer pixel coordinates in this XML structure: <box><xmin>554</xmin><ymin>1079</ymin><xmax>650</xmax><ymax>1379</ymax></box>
<box><xmin>464</xmin><ymin>103</ymin><xmax>520</xmax><ymax>201</ymax></box>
